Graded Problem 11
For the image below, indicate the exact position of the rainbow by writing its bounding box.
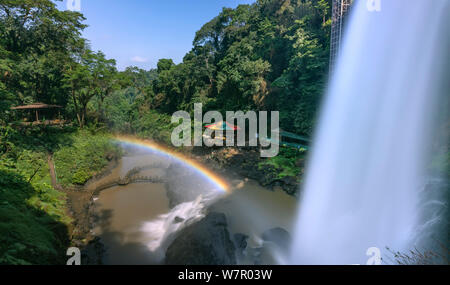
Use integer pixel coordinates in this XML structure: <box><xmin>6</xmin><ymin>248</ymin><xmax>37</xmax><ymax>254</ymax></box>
<box><xmin>114</xmin><ymin>136</ymin><xmax>230</xmax><ymax>193</ymax></box>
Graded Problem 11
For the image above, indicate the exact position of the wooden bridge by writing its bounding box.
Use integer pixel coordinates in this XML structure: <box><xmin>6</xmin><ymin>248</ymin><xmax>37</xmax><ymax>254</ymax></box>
<box><xmin>94</xmin><ymin>164</ymin><xmax>167</xmax><ymax>192</ymax></box>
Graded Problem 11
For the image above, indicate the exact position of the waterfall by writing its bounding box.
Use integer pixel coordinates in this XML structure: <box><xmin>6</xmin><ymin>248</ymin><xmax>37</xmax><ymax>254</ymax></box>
<box><xmin>291</xmin><ymin>0</ymin><xmax>449</xmax><ymax>265</ymax></box>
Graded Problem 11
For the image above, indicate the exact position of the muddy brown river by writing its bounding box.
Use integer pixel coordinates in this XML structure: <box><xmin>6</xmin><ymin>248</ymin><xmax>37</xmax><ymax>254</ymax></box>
<box><xmin>89</xmin><ymin>148</ymin><xmax>297</xmax><ymax>265</ymax></box>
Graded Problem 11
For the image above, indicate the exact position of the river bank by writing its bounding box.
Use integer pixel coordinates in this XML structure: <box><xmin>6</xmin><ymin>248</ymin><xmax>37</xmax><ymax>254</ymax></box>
<box><xmin>0</xmin><ymin>127</ymin><xmax>121</xmax><ymax>264</ymax></box>
<box><xmin>190</xmin><ymin>146</ymin><xmax>305</xmax><ymax>196</ymax></box>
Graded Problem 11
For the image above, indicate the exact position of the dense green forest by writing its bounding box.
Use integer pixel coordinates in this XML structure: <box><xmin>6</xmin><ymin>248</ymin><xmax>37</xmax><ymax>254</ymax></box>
<box><xmin>1</xmin><ymin>0</ymin><xmax>332</xmax><ymax>135</ymax></box>
<box><xmin>1</xmin><ymin>0</ymin><xmax>449</xmax><ymax>266</ymax></box>
<box><xmin>0</xmin><ymin>0</ymin><xmax>334</xmax><ymax>264</ymax></box>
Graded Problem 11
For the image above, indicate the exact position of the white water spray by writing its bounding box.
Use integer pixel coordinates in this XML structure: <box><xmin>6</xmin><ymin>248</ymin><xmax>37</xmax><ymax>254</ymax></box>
<box><xmin>141</xmin><ymin>194</ymin><xmax>221</xmax><ymax>262</ymax></box>
<box><xmin>291</xmin><ymin>0</ymin><xmax>449</xmax><ymax>264</ymax></box>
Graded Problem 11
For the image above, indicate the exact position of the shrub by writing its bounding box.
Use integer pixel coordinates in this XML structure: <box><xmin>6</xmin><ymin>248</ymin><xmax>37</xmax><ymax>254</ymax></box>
<box><xmin>71</xmin><ymin>170</ymin><xmax>92</xmax><ymax>185</ymax></box>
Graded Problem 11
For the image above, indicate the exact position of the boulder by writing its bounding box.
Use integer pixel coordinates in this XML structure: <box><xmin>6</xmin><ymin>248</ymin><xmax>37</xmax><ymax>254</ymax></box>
<box><xmin>174</xmin><ymin>216</ymin><xmax>184</xmax><ymax>223</ymax></box>
<box><xmin>233</xmin><ymin>233</ymin><xmax>249</xmax><ymax>253</ymax></box>
<box><xmin>165</xmin><ymin>212</ymin><xmax>236</xmax><ymax>265</ymax></box>
<box><xmin>261</xmin><ymin>227</ymin><xmax>291</xmax><ymax>253</ymax></box>
<box><xmin>281</xmin><ymin>176</ymin><xmax>297</xmax><ymax>186</ymax></box>
<box><xmin>295</xmin><ymin>158</ymin><xmax>305</xmax><ymax>168</ymax></box>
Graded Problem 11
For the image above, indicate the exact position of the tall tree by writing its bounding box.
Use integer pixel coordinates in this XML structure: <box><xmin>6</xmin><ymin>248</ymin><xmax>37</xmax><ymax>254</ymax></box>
<box><xmin>0</xmin><ymin>0</ymin><xmax>86</xmax><ymax>110</ymax></box>
<box><xmin>146</xmin><ymin>0</ymin><xmax>332</xmax><ymax>136</ymax></box>
<box><xmin>64</xmin><ymin>48</ymin><xmax>116</xmax><ymax>128</ymax></box>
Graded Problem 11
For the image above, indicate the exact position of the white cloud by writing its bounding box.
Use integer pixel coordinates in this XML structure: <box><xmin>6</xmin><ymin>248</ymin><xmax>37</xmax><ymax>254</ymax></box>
<box><xmin>131</xmin><ymin>56</ymin><xmax>149</xmax><ymax>63</ymax></box>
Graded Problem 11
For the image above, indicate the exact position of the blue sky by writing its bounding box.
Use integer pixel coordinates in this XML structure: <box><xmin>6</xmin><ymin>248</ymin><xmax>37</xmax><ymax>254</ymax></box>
<box><xmin>56</xmin><ymin>0</ymin><xmax>255</xmax><ymax>70</ymax></box>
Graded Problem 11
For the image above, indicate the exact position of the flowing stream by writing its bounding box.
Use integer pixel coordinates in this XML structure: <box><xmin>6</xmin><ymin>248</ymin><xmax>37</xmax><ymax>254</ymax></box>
<box><xmin>90</xmin><ymin>147</ymin><xmax>297</xmax><ymax>265</ymax></box>
<box><xmin>291</xmin><ymin>0</ymin><xmax>449</xmax><ymax>265</ymax></box>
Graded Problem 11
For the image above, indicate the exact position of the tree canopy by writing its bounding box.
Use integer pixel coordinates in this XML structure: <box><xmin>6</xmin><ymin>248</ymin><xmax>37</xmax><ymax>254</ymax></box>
<box><xmin>1</xmin><ymin>0</ymin><xmax>332</xmax><ymax>135</ymax></box>
<box><xmin>144</xmin><ymin>0</ymin><xmax>332</xmax><ymax>136</ymax></box>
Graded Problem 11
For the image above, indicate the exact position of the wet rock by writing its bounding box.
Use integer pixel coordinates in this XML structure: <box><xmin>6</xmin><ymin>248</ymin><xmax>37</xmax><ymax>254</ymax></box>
<box><xmin>281</xmin><ymin>176</ymin><xmax>297</xmax><ymax>186</ymax></box>
<box><xmin>245</xmin><ymin>246</ymin><xmax>263</xmax><ymax>265</ymax></box>
<box><xmin>280</xmin><ymin>176</ymin><xmax>299</xmax><ymax>195</ymax></box>
<box><xmin>284</xmin><ymin>186</ymin><xmax>298</xmax><ymax>196</ymax></box>
<box><xmin>174</xmin><ymin>216</ymin><xmax>184</xmax><ymax>223</ymax></box>
<box><xmin>262</xmin><ymin>227</ymin><xmax>291</xmax><ymax>253</ymax></box>
<box><xmin>259</xmin><ymin>165</ymin><xmax>278</xmax><ymax>186</ymax></box>
<box><xmin>230</xmin><ymin>153</ymin><xmax>245</xmax><ymax>165</ymax></box>
<box><xmin>247</xmin><ymin>167</ymin><xmax>262</xmax><ymax>180</ymax></box>
<box><xmin>295</xmin><ymin>158</ymin><xmax>305</xmax><ymax>168</ymax></box>
<box><xmin>233</xmin><ymin>233</ymin><xmax>249</xmax><ymax>253</ymax></box>
<box><xmin>418</xmin><ymin>178</ymin><xmax>449</xmax><ymax>248</ymax></box>
<box><xmin>165</xmin><ymin>212</ymin><xmax>236</xmax><ymax>265</ymax></box>
<box><xmin>81</xmin><ymin>237</ymin><xmax>106</xmax><ymax>265</ymax></box>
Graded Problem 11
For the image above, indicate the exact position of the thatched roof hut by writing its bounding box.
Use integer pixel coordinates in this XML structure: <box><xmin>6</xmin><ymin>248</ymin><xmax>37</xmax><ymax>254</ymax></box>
<box><xmin>11</xmin><ymin>103</ymin><xmax>62</xmax><ymax>110</ymax></box>
<box><xmin>11</xmin><ymin>103</ymin><xmax>62</xmax><ymax>122</ymax></box>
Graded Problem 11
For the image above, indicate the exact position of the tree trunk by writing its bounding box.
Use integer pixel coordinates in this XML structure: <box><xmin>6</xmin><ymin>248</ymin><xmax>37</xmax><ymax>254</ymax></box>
<box><xmin>71</xmin><ymin>85</ymin><xmax>83</xmax><ymax>128</ymax></box>
<box><xmin>81</xmin><ymin>103</ymin><xmax>88</xmax><ymax>128</ymax></box>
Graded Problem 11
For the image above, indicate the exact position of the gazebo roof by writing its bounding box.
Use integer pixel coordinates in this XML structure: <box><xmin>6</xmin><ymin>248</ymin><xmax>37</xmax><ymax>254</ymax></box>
<box><xmin>11</xmin><ymin>103</ymin><xmax>62</xmax><ymax>110</ymax></box>
<box><xmin>204</xmin><ymin>121</ymin><xmax>241</xmax><ymax>131</ymax></box>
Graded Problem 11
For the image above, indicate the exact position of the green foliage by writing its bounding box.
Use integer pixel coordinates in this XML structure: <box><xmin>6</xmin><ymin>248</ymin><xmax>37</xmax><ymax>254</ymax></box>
<box><xmin>0</xmin><ymin>164</ymin><xmax>70</xmax><ymax>265</ymax></box>
<box><xmin>102</xmin><ymin>90</ymin><xmax>135</xmax><ymax>132</ymax></box>
<box><xmin>141</xmin><ymin>0</ymin><xmax>332</xmax><ymax>137</ymax></box>
<box><xmin>157</xmin><ymin>59</ymin><xmax>175</xmax><ymax>73</ymax></box>
<box><xmin>258</xmin><ymin>147</ymin><xmax>306</xmax><ymax>180</ymax></box>
<box><xmin>133</xmin><ymin>110</ymin><xmax>176</xmax><ymax>145</ymax></box>
<box><xmin>0</xmin><ymin>125</ymin><xmax>121</xmax><ymax>264</ymax></box>
<box><xmin>53</xmin><ymin>130</ymin><xmax>117</xmax><ymax>186</ymax></box>
<box><xmin>71</xmin><ymin>170</ymin><xmax>92</xmax><ymax>185</ymax></box>
<box><xmin>1</xmin><ymin>0</ymin><xmax>332</xmax><ymax>137</ymax></box>
<box><xmin>1</xmin><ymin>0</ymin><xmax>120</xmax><ymax>128</ymax></box>
<box><xmin>0</xmin><ymin>0</ymin><xmax>86</xmax><ymax>112</ymax></box>
<box><xmin>64</xmin><ymin>48</ymin><xmax>118</xmax><ymax>128</ymax></box>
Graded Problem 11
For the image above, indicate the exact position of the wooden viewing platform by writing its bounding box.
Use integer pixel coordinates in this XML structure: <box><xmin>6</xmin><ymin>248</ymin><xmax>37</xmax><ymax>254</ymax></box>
<box><xmin>10</xmin><ymin>102</ymin><xmax>68</xmax><ymax>126</ymax></box>
<box><xmin>260</xmin><ymin>130</ymin><xmax>310</xmax><ymax>151</ymax></box>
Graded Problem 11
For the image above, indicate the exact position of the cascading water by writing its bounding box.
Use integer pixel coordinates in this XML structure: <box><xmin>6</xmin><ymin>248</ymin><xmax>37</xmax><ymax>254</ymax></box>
<box><xmin>140</xmin><ymin>194</ymin><xmax>219</xmax><ymax>263</ymax></box>
<box><xmin>291</xmin><ymin>0</ymin><xmax>449</xmax><ymax>265</ymax></box>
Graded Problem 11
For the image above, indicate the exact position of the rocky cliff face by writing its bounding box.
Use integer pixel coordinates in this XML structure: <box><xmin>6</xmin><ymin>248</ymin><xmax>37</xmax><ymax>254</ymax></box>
<box><xmin>165</xmin><ymin>212</ymin><xmax>237</xmax><ymax>265</ymax></box>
